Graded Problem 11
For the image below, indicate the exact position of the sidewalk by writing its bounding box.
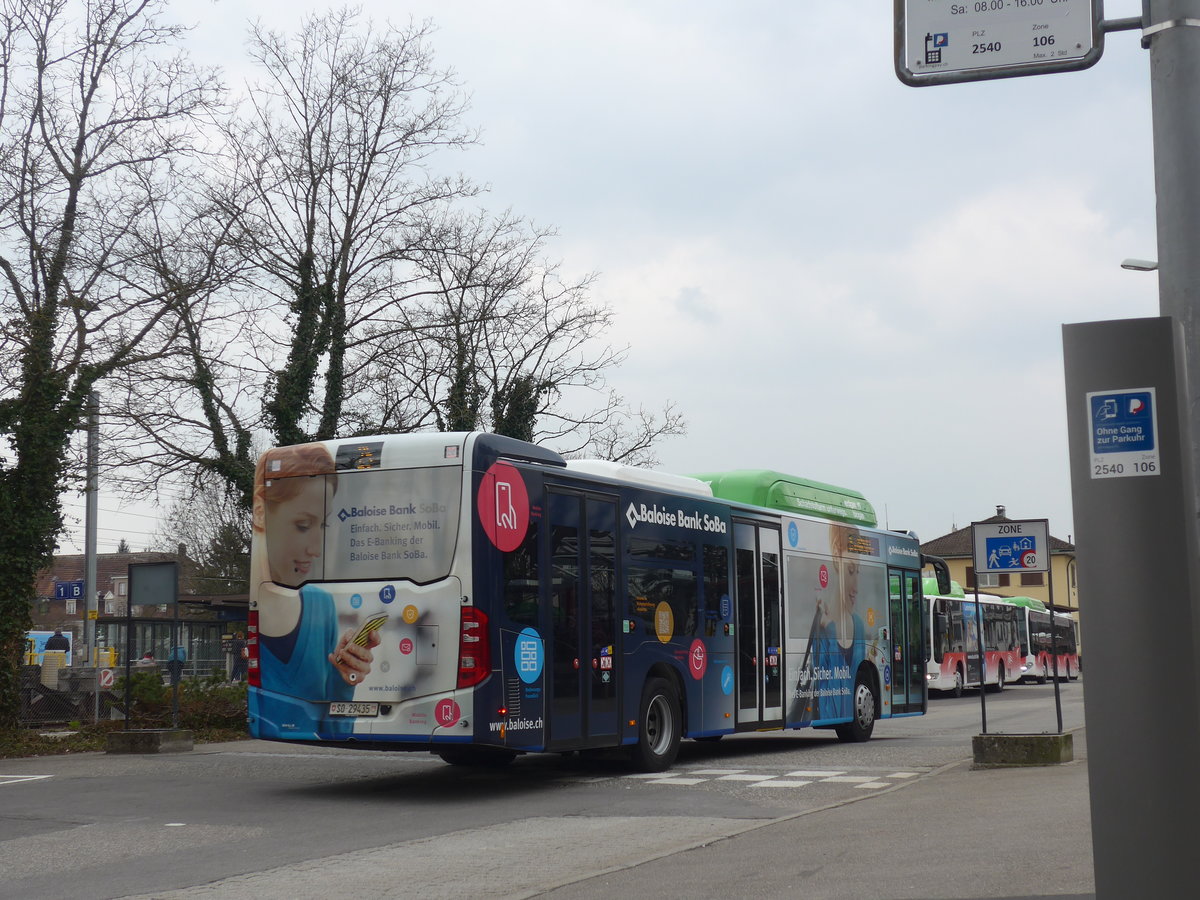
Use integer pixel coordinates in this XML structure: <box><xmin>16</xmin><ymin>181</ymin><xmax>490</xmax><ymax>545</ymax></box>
<box><xmin>542</xmin><ymin>733</ymin><xmax>1095</xmax><ymax>900</ymax></box>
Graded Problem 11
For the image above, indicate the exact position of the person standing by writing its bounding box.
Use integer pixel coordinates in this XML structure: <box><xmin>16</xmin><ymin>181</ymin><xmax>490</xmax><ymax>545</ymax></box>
<box><xmin>44</xmin><ymin>628</ymin><xmax>70</xmax><ymax>651</ymax></box>
<box><xmin>230</xmin><ymin>632</ymin><xmax>248</xmax><ymax>682</ymax></box>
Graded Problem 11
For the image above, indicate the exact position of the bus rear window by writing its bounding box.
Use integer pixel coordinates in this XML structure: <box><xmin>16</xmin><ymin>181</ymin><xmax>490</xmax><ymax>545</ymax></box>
<box><xmin>260</xmin><ymin>465</ymin><xmax>462</xmax><ymax>585</ymax></box>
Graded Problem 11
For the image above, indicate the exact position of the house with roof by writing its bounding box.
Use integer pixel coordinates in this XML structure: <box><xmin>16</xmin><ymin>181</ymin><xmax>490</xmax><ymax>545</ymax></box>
<box><xmin>919</xmin><ymin>505</ymin><xmax>1080</xmax><ymax>648</ymax></box>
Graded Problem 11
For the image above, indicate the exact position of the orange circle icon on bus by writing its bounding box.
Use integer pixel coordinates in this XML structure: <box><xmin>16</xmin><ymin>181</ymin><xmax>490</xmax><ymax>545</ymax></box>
<box><xmin>402</xmin><ymin>604</ymin><xmax>419</xmax><ymax>624</ymax></box>
<box><xmin>654</xmin><ymin>601</ymin><xmax>674</xmax><ymax>643</ymax></box>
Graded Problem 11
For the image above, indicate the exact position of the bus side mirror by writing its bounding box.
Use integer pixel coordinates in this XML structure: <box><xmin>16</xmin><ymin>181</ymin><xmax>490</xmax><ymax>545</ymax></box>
<box><xmin>922</xmin><ymin>555</ymin><xmax>952</xmax><ymax>595</ymax></box>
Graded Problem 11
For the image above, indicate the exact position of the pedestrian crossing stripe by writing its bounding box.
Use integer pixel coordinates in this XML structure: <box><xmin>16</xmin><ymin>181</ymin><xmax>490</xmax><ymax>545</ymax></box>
<box><xmin>626</xmin><ymin>769</ymin><xmax>920</xmax><ymax>789</ymax></box>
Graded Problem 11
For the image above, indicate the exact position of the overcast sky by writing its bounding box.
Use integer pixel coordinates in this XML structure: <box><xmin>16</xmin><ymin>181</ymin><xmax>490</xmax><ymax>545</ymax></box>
<box><xmin>61</xmin><ymin>0</ymin><xmax>1159</xmax><ymax>553</ymax></box>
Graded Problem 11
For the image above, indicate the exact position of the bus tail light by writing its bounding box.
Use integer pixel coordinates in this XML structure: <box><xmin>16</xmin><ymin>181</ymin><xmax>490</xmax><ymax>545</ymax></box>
<box><xmin>247</xmin><ymin>610</ymin><xmax>261</xmax><ymax>688</ymax></box>
<box><xmin>457</xmin><ymin>606</ymin><xmax>491</xmax><ymax>688</ymax></box>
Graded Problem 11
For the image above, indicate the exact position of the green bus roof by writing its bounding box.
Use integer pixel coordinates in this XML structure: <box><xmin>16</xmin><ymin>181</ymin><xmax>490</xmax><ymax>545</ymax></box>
<box><xmin>688</xmin><ymin>469</ymin><xmax>877</xmax><ymax>528</ymax></box>
<box><xmin>996</xmin><ymin>595</ymin><xmax>1048</xmax><ymax>612</ymax></box>
<box><xmin>923</xmin><ymin>576</ymin><xmax>965</xmax><ymax>597</ymax></box>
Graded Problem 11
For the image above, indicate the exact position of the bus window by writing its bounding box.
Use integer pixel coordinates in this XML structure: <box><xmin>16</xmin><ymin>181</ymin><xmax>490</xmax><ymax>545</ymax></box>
<box><xmin>703</xmin><ymin>544</ymin><xmax>729</xmax><ymax>638</ymax></box>
<box><xmin>628</xmin><ymin>566</ymin><xmax>698</xmax><ymax>639</ymax></box>
<box><xmin>503</xmin><ymin>524</ymin><xmax>539</xmax><ymax>625</ymax></box>
<box><xmin>629</xmin><ymin>537</ymin><xmax>694</xmax><ymax>562</ymax></box>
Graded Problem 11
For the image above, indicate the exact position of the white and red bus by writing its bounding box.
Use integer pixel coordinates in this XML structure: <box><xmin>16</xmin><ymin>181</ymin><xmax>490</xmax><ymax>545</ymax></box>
<box><xmin>999</xmin><ymin>596</ymin><xmax>1081</xmax><ymax>683</ymax></box>
<box><xmin>246</xmin><ymin>432</ymin><xmax>949</xmax><ymax>771</ymax></box>
<box><xmin>925</xmin><ymin>582</ymin><xmax>1023</xmax><ymax>696</ymax></box>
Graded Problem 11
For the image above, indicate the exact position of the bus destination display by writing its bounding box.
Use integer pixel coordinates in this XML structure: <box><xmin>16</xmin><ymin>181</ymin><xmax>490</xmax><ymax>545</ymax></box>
<box><xmin>897</xmin><ymin>0</ymin><xmax>1100</xmax><ymax>86</ymax></box>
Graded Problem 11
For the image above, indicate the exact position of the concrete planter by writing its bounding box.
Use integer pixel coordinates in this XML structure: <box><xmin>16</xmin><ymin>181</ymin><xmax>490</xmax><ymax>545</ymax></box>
<box><xmin>972</xmin><ymin>731</ymin><xmax>1074</xmax><ymax>767</ymax></box>
<box><xmin>105</xmin><ymin>729</ymin><xmax>194</xmax><ymax>754</ymax></box>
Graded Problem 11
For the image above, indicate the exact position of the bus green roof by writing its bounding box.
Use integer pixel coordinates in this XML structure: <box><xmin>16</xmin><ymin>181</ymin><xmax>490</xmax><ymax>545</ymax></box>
<box><xmin>924</xmin><ymin>576</ymin><xmax>965</xmax><ymax>597</ymax></box>
<box><xmin>687</xmin><ymin>469</ymin><xmax>877</xmax><ymax>528</ymax></box>
<box><xmin>996</xmin><ymin>595</ymin><xmax>1048</xmax><ymax>612</ymax></box>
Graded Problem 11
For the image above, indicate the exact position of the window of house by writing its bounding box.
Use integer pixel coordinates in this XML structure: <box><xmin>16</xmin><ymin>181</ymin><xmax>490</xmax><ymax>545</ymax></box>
<box><xmin>1020</xmin><ymin>572</ymin><xmax>1044</xmax><ymax>586</ymax></box>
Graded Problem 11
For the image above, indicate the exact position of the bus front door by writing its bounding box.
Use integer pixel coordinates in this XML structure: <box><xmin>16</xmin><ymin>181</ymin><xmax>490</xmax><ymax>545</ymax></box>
<box><xmin>734</xmin><ymin>521</ymin><xmax>783</xmax><ymax>728</ymax></box>
<box><xmin>888</xmin><ymin>568</ymin><xmax>926</xmax><ymax>715</ymax></box>
<box><xmin>545</xmin><ymin>489</ymin><xmax>620</xmax><ymax>750</ymax></box>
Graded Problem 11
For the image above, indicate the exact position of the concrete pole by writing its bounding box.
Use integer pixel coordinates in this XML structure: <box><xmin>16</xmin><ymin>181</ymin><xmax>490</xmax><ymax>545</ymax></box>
<box><xmin>1147</xmin><ymin>0</ymin><xmax>1200</xmax><ymax>532</ymax></box>
<box><xmin>84</xmin><ymin>391</ymin><xmax>99</xmax><ymax>666</ymax></box>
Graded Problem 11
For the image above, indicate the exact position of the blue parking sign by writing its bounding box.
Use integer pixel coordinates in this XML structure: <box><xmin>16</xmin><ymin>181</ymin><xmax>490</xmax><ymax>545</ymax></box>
<box><xmin>1086</xmin><ymin>388</ymin><xmax>1160</xmax><ymax>479</ymax></box>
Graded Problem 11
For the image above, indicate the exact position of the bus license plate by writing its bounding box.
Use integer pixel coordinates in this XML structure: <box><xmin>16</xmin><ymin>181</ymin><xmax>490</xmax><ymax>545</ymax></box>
<box><xmin>328</xmin><ymin>701</ymin><xmax>379</xmax><ymax>717</ymax></box>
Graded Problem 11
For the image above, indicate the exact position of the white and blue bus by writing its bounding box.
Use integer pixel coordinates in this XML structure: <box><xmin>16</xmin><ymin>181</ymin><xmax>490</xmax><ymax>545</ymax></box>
<box><xmin>247</xmin><ymin>432</ymin><xmax>948</xmax><ymax>771</ymax></box>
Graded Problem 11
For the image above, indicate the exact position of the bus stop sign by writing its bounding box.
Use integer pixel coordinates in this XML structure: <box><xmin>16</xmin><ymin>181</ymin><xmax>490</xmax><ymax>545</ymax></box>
<box><xmin>895</xmin><ymin>0</ymin><xmax>1102</xmax><ymax>87</ymax></box>
<box><xmin>972</xmin><ymin>519</ymin><xmax>1050</xmax><ymax>573</ymax></box>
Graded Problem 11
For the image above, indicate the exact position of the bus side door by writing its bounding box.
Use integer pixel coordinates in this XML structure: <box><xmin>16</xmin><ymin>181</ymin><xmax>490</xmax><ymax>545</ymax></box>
<box><xmin>888</xmin><ymin>568</ymin><xmax>926</xmax><ymax>715</ymax></box>
<box><xmin>545</xmin><ymin>489</ymin><xmax>620</xmax><ymax>750</ymax></box>
<box><xmin>733</xmin><ymin>520</ymin><xmax>783</xmax><ymax>728</ymax></box>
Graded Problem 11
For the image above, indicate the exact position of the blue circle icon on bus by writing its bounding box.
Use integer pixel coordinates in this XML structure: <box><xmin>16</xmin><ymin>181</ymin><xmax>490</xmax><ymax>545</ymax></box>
<box><xmin>884</xmin><ymin>664</ymin><xmax>892</xmax><ymax>687</ymax></box>
<box><xmin>516</xmin><ymin>627</ymin><xmax>544</xmax><ymax>684</ymax></box>
<box><xmin>379</xmin><ymin>585</ymin><xmax>396</xmax><ymax>604</ymax></box>
<box><xmin>720</xmin><ymin>665</ymin><xmax>734</xmax><ymax>696</ymax></box>
<box><xmin>350</xmin><ymin>593</ymin><xmax>363</xmax><ymax>609</ymax></box>
<box><xmin>788</xmin><ymin>521</ymin><xmax>799</xmax><ymax>547</ymax></box>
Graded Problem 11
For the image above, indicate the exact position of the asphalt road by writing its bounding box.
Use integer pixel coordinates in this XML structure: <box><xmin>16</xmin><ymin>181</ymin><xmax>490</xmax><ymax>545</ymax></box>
<box><xmin>0</xmin><ymin>680</ymin><xmax>1089</xmax><ymax>900</ymax></box>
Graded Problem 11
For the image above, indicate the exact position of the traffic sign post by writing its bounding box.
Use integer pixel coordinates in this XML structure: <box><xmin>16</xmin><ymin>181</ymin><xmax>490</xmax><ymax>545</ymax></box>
<box><xmin>895</xmin><ymin>0</ymin><xmax>1103</xmax><ymax>86</ymax></box>
<box><xmin>970</xmin><ymin>518</ymin><xmax>1055</xmax><ymax>734</ymax></box>
<box><xmin>972</xmin><ymin>519</ymin><xmax>1050</xmax><ymax>574</ymax></box>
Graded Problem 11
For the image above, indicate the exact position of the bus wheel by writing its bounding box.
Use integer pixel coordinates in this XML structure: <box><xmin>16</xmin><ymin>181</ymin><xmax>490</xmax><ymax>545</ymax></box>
<box><xmin>988</xmin><ymin>666</ymin><xmax>1005</xmax><ymax>693</ymax></box>
<box><xmin>630</xmin><ymin>677</ymin><xmax>681</xmax><ymax>772</ymax></box>
<box><xmin>952</xmin><ymin>669</ymin><xmax>964</xmax><ymax>699</ymax></box>
<box><xmin>436</xmin><ymin>747</ymin><xmax>517</xmax><ymax>768</ymax></box>
<box><xmin>835</xmin><ymin>673</ymin><xmax>876</xmax><ymax>743</ymax></box>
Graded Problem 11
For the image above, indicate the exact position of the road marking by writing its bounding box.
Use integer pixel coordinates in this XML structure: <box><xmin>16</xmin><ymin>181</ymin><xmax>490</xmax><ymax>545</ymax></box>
<box><xmin>621</xmin><ymin>767</ymin><xmax>926</xmax><ymax>791</ymax></box>
<box><xmin>642</xmin><ymin>777</ymin><xmax>708</xmax><ymax>785</ymax></box>
<box><xmin>0</xmin><ymin>775</ymin><xmax>52</xmax><ymax>786</ymax></box>
<box><xmin>750</xmin><ymin>779</ymin><xmax>813</xmax><ymax>788</ymax></box>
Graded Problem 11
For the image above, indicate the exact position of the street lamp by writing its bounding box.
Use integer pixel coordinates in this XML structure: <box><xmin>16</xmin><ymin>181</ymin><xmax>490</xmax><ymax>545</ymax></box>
<box><xmin>1121</xmin><ymin>258</ymin><xmax>1159</xmax><ymax>271</ymax></box>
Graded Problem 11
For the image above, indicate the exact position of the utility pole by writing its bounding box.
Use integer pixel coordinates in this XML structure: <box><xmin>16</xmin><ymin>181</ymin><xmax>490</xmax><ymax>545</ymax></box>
<box><xmin>84</xmin><ymin>392</ymin><xmax>99</xmax><ymax>666</ymax></box>
<box><xmin>1147</xmin><ymin>0</ymin><xmax>1200</xmax><ymax>532</ymax></box>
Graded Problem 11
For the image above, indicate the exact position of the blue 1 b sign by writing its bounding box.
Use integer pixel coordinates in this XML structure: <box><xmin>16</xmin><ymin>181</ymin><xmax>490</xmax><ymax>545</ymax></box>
<box><xmin>1087</xmin><ymin>388</ymin><xmax>1160</xmax><ymax>479</ymax></box>
<box><xmin>972</xmin><ymin>519</ymin><xmax>1049</xmax><ymax>574</ymax></box>
<box><xmin>54</xmin><ymin>580</ymin><xmax>84</xmax><ymax>600</ymax></box>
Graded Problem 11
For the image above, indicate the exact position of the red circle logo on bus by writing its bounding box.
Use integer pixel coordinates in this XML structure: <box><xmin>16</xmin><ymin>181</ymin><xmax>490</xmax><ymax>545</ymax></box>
<box><xmin>689</xmin><ymin>639</ymin><xmax>708</xmax><ymax>680</ymax></box>
<box><xmin>477</xmin><ymin>461</ymin><xmax>530</xmax><ymax>552</ymax></box>
<box><xmin>398</xmin><ymin>637</ymin><xmax>414</xmax><ymax>655</ymax></box>
<box><xmin>435</xmin><ymin>698</ymin><xmax>461</xmax><ymax>727</ymax></box>
<box><xmin>819</xmin><ymin>565</ymin><xmax>829</xmax><ymax>589</ymax></box>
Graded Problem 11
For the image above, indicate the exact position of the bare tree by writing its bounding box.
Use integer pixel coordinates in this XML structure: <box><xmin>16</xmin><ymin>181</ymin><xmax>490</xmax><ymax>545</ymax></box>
<box><xmin>370</xmin><ymin>207</ymin><xmax>687</xmax><ymax>463</ymax></box>
<box><xmin>104</xmin><ymin>9</ymin><xmax>684</xmax><ymax>533</ymax></box>
<box><xmin>0</xmin><ymin>0</ymin><xmax>221</xmax><ymax>727</ymax></box>
<box><xmin>153</xmin><ymin>480</ymin><xmax>251</xmax><ymax>598</ymax></box>
<box><xmin>107</xmin><ymin>9</ymin><xmax>481</xmax><ymax>509</ymax></box>
<box><xmin>238</xmin><ymin>9</ymin><xmax>478</xmax><ymax>449</ymax></box>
